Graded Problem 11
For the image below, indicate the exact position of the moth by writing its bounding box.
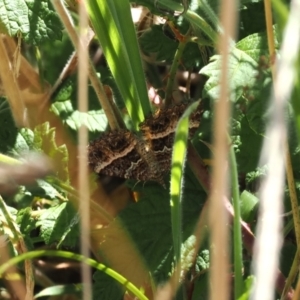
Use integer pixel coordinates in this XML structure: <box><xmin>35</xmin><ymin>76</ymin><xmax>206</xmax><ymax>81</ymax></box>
<box><xmin>88</xmin><ymin>101</ymin><xmax>203</xmax><ymax>185</ymax></box>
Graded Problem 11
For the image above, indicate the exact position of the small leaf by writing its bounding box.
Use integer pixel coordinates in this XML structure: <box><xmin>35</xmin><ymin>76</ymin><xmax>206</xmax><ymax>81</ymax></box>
<box><xmin>238</xmin><ymin>276</ymin><xmax>255</xmax><ymax>300</ymax></box>
<box><xmin>52</xmin><ymin>78</ymin><xmax>74</xmax><ymax>102</ymax></box>
<box><xmin>34</xmin><ymin>284</ymin><xmax>82</xmax><ymax>298</ymax></box>
<box><xmin>17</xmin><ymin>207</ymin><xmax>36</xmax><ymax>234</ymax></box>
<box><xmin>33</xmin><ymin>123</ymin><xmax>69</xmax><ymax>182</ymax></box>
<box><xmin>240</xmin><ymin>191</ymin><xmax>258</xmax><ymax>222</ymax></box>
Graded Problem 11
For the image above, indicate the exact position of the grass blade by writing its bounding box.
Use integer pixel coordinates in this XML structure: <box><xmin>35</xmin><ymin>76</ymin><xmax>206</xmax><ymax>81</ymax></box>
<box><xmin>0</xmin><ymin>250</ymin><xmax>149</xmax><ymax>300</ymax></box>
<box><xmin>87</xmin><ymin>0</ymin><xmax>150</xmax><ymax>129</ymax></box>
<box><xmin>170</xmin><ymin>101</ymin><xmax>200</xmax><ymax>282</ymax></box>
<box><xmin>229</xmin><ymin>142</ymin><xmax>244</xmax><ymax>298</ymax></box>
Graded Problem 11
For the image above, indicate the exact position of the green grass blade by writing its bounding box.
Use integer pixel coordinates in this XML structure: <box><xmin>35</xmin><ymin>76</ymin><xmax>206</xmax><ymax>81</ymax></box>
<box><xmin>108</xmin><ymin>1</ymin><xmax>151</xmax><ymax>117</ymax></box>
<box><xmin>0</xmin><ymin>250</ymin><xmax>148</xmax><ymax>300</ymax></box>
<box><xmin>170</xmin><ymin>101</ymin><xmax>200</xmax><ymax>271</ymax></box>
<box><xmin>87</xmin><ymin>0</ymin><xmax>150</xmax><ymax>129</ymax></box>
<box><xmin>229</xmin><ymin>143</ymin><xmax>244</xmax><ymax>298</ymax></box>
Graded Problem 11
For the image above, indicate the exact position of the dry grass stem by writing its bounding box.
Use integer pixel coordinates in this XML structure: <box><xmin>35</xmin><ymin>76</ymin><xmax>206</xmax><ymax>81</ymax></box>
<box><xmin>52</xmin><ymin>0</ymin><xmax>120</xmax><ymax>130</ymax></box>
<box><xmin>0</xmin><ymin>35</ymin><xmax>27</xmax><ymax>127</ymax></box>
<box><xmin>251</xmin><ymin>0</ymin><xmax>300</xmax><ymax>299</ymax></box>
<box><xmin>208</xmin><ymin>0</ymin><xmax>238</xmax><ymax>299</ymax></box>
<box><xmin>77</xmin><ymin>1</ymin><xmax>92</xmax><ymax>299</ymax></box>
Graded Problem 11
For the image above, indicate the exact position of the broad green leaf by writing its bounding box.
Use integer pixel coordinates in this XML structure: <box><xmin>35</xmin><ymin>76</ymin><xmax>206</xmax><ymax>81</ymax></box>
<box><xmin>36</xmin><ymin>202</ymin><xmax>79</xmax><ymax>247</ymax></box>
<box><xmin>49</xmin><ymin>66</ymin><xmax>126</xmax><ymax>135</ymax></box>
<box><xmin>234</xmin><ymin>116</ymin><xmax>263</xmax><ymax>173</ymax></box>
<box><xmin>121</xmin><ymin>178</ymin><xmax>206</xmax><ymax>283</ymax></box>
<box><xmin>52</xmin><ymin>100</ymin><xmax>108</xmax><ymax>133</ymax></box>
<box><xmin>93</xmin><ymin>271</ymin><xmax>123</xmax><ymax>300</ymax></box>
<box><xmin>200</xmin><ymin>47</ymin><xmax>258</xmax><ymax>102</ymax></box>
<box><xmin>200</xmin><ymin>32</ymin><xmax>275</xmax><ymax>102</ymax></box>
<box><xmin>191</xmin><ymin>273</ymin><xmax>209</xmax><ymax>300</ymax></box>
<box><xmin>235</xmin><ymin>30</ymin><xmax>279</xmax><ymax>61</ymax></box>
<box><xmin>0</xmin><ymin>0</ymin><xmax>62</xmax><ymax>44</ymax></box>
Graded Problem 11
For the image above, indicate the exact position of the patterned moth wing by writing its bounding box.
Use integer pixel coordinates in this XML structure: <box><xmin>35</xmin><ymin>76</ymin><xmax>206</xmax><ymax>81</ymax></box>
<box><xmin>88</xmin><ymin>101</ymin><xmax>203</xmax><ymax>185</ymax></box>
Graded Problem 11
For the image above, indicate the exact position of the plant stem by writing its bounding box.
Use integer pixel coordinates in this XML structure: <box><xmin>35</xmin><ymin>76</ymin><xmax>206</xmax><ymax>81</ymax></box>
<box><xmin>165</xmin><ymin>28</ymin><xmax>191</xmax><ymax>107</ymax></box>
<box><xmin>229</xmin><ymin>143</ymin><xmax>244</xmax><ymax>298</ymax></box>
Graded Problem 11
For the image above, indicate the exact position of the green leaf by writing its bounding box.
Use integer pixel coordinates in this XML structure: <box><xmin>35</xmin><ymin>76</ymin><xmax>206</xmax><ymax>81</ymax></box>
<box><xmin>191</xmin><ymin>273</ymin><xmax>209</xmax><ymax>300</ymax></box>
<box><xmin>245</xmin><ymin>165</ymin><xmax>268</xmax><ymax>189</ymax></box>
<box><xmin>51</xmin><ymin>98</ymin><xmax>108</xmax><ymax>134</ymax></box>
<box><xmin>139</xmin><ymin>25</ymin><xmax>178</xmax><ymax>63</ymax></box>
<box><xmin>17</xmin><ymin>207</ymin><xmax>36</xmax><ymax>234</ymax></box>
<box><xmin>121</xmin><ymin>178</ymin><xmax>206</xmax><ymax>283</ymax></box>
<box><xmin>234</xmin><ymin>116</ymin><xmax>263</xmax><ymax>174</ymax></box>
<box><xmin>240</xmin><ymin>191</ymin><xmax>258</xmax><ymax>222</ymax></box>
<box><xmin>181</xmin><ymin>235</ymin><xmax>198</xmax><ymax>272</ymax></box>
<box><xmin>0</xmin><ymin>0</ymin><xmax>63</xmax><ymax>44</ymax></box>
<box><xmin>11</xmin><ymin>123</ymin><xmax>69</xmax><ymax>185</ymax></box>
<box><xmin>12</xmin><ymin>127</ymin><xmax>35</xmax><ymax>154</ymax></box>
<box><xmin>235</xmin><ymin>30</ymin><xmax>279</xmax><ymax>61</ymax></box>
<box><xmin>40</xmin><ymin>32</ymin><xmax>73</xmax><ymax>84</ymax></box>
<box><xmin>36</xmin><ymin>202</ymin><xmax>79</xmax><ymax>247</ymax></box>
<box><xmin>200</xmin><ymin>47</ymin><xmax>258</xmax><ymax>102</ymax></box>
<box><xmin>237</xmin><ymin>275</ymin><xmax>255</xmax><ymax>300</ymax></box>
<box><xmin>93</xmin><ymin>271</ymin><xmax>123</xmax><ymax>300</ymax></box>
<box><xmin>196</xmin><ymin>249</ymin><xmax>210</xmax><ymax>271</ymax></box>
<box><xmin>200</xmin><ymin>31</ymin><xmax>275</xmax><ymax>102</ymax></box>
<box><xmin>52</xmin><ymin>78</ymin><xmax>74</xmax><ymax>102</ymax></box>
<box><xmin>34</xmin><ymin>284</ymin><xmax>82</xmax><ymax>298</ymax></box>
<box><xmin>33</xmin><ymin>123</ymin><xmax>69</xmax><ymax>182</ymax></box>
